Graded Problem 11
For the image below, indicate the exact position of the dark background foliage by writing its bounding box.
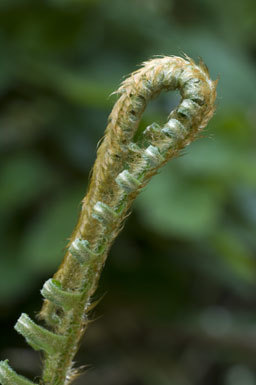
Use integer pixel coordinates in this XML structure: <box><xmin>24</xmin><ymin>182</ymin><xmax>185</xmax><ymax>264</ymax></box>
<box><xmin>0</xmin><ymin>0</ymin><xmax>256</xmax><ymax>384</ymax></box>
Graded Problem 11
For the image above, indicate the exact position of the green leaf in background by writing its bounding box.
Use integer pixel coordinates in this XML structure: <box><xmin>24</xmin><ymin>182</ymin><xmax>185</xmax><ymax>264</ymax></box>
<box><xmin>136</xmin><ymin>164</ymin><xmax>223</xmax><ymax>239</ymax></box>
<box><xmin>20</xmin><ymin>185</ymin><xmax>85</xmax><ymax>272</ymax></box>
<box><xmin>212</xmin><ymin>230</ymin><xmax>256</xmax><ymax>284</ymax></box>
<box><xmin>0</xmin><ymin>153</ymin><xmax>57</xmax><ymax>212</ymax></box>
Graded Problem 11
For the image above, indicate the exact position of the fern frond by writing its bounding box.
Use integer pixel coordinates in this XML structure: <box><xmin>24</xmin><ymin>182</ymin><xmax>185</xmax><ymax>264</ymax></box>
<box><xmin>0</xmin><ymin>56</ymin><xmax>217</xmax><ymax>385</ymax></box>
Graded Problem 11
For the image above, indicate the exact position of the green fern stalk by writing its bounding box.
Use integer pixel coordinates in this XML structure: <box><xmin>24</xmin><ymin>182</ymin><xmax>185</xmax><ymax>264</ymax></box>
<box><xmin>0</xmin><ymin>56</ymin><xmax>217</xmax><ymax>385</ymax></box>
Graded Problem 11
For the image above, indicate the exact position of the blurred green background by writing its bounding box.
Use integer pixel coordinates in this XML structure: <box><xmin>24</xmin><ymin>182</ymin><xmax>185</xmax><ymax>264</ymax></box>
<box><xmin>0</xmin><ymin>0</ymin><xmax>256</xmax><ymax>384</ymax></box>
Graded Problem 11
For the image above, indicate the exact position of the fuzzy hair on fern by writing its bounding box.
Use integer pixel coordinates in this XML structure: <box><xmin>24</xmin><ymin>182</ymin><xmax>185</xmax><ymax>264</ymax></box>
<box><xmin>0</xmin><ymin>56</ymin><xmax>217</xmax><ymax>385</ymax></box>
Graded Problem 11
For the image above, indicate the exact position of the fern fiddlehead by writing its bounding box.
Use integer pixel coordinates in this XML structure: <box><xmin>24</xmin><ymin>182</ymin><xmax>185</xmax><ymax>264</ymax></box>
<box><xmin>0</xmin><ymin>56</ymin><xmax>217</xmax><ymax>385</ymax></box>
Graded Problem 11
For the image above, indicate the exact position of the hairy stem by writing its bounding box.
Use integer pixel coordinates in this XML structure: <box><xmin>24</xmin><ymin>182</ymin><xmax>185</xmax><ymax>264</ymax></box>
<box><xmin>0</xmin><ymin>56</ymin><xmax>217</xmax><ymax>385</ymax></box>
